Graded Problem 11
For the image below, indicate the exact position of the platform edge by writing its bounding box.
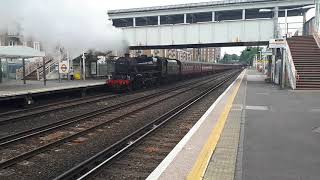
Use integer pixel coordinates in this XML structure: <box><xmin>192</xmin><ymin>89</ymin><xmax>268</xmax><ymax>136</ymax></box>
<box><xmin>187</xmin><ymin>70</ymin><xmax>245</xmax><ymax>180</ymax></box>
<box><xmin>146</xmin><ymin>70</ymin><xmax>245</xmax><ymax>180</ymax></box>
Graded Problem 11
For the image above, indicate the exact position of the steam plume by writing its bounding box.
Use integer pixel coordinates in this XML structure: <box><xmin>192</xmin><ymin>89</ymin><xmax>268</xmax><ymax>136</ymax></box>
<box><xmin>0</xmin><ymin>0</ymin><xmax>127</xmax><ymax>58</ymax></box>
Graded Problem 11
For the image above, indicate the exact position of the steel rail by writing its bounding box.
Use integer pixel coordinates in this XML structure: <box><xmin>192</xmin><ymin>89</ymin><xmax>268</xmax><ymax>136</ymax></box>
<box><xmin>0</xmin><ymin>93</ymin><xmax>117</xmax><ymax>125</ymax></box>
<box><xmin>0</xmin><ymin>72</ymin><xmax>227</xmax><ymax>147</ymax></box>
<box><xmin>0</xmin><ymin>72</ymin><xmax>222</xmax><ymax>125</ymax></box>
<box><xmin>0</xmin><ymin>71</ymin><xmax>234</xmax><ymax>169</ymax></box>
<box><xmin>53</xmin><ymin>70</ymin><xmax>240</xmax><ymax>180</ymax></box>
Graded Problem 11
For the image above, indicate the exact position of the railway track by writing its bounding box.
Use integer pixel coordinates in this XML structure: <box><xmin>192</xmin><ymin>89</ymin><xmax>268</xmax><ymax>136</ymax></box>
<box><xmin>53</xmin><ymin>70</ymin><xmax>241</xmax><ymax>180</ymax></box>
<box><xmin>0</xmin><ymin>93</ymin><xmax>117</xmax><ymax>125</ymax></box>
<box><xmin>0</xmin><ymin>73</ymin><xmax>221</xmax><ymax>127</ymax></box>
<box><xmin>0</xmin><ymin>71</ymin><xmax>233</xmax><ymax>171</ymax></box>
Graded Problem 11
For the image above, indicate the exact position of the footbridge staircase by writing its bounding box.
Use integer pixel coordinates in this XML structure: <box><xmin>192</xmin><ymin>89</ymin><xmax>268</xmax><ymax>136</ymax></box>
<box><xmin>16</xmin><ymin>57</ymin><xmax>58</xmax><ymax>81</ymax></box>
<box><xmin>285</xmin><ymin>35</ymin><xmax>320</xmax><ymax>90</ymax></box>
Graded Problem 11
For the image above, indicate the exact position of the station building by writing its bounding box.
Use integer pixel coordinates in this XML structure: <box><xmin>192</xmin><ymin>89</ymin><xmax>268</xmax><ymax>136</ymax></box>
<box><xmin>0</xmin><ymin>24</ymin><xmax>43</xmax><ymax>83</ymax></box>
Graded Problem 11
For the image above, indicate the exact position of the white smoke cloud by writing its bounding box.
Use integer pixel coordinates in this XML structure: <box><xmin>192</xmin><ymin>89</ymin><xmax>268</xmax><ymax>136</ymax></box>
<box><xmin>0</xmin><ymin>0</ymin><xmax>127</xmax><ymax>58</ymax></box>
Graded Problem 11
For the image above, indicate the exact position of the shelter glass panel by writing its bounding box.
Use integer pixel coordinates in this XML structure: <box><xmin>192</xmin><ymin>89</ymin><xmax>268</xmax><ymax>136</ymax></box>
<box><xmin>187</xmin><ymin>12</ymin><xmax>212</xmax><ymax>23</ymax></box>
<box><xmin>246</xmin><ymin>8</ymin><xmax>273</xmax><ymax>19</ymax></box>
<box><xmin>112</xmin><ymin>18</ymin><xmax>133</xmax><ymax>27</ymax></box>
<box><xmin>160</xmin><ymin>14</ymin><xmax>184</xmax><ymax>25</ymax></box>
<box><xmin>136</xmin><ymin>16</ymin><xmax>158</xmax><ymax>26</ymax></box>
<box><xmin>215</xmin><ymin>10</ymin><xmax>243</xmax><ymax>21</ymax></box>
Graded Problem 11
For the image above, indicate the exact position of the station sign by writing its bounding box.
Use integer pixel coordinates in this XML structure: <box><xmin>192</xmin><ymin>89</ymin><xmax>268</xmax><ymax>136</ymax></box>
<box><xmin>59</xmin><ymin>61</ymin><xmax>70</xmax><ymax>74</ymax></box>
<box><xmin>269</xmin><ymin>39</ymin><xmax>286</xmax><ymax>49</ymax></box>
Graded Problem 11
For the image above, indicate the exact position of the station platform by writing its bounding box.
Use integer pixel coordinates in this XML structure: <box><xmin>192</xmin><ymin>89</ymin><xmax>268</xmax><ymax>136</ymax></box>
<box><xmin>147</xmin><ymin>69</ymin><xmax>320</xmax><ymax>180</ymax></box>
<box><xmin>0</xmin><ymin>79</ymin><xmax>106</xmax><ymax>101</ymax></box>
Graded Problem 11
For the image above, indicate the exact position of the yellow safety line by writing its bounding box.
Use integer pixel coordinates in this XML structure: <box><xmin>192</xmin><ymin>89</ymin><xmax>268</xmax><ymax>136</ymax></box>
<box><xmin>187</xmin><ymin>71</ymin><xmax>245</xmax><ymax>180</ymax></box>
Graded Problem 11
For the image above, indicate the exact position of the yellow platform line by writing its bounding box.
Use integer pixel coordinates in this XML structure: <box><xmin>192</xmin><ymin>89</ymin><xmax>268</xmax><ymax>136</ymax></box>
<box><xmin>187</xmin><ymin>71</ymin><xmax>245</xmax><ymax>180</ymax></box>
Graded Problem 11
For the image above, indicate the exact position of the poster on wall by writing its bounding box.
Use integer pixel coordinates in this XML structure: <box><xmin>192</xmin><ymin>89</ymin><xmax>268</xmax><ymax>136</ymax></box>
<box><xmin>91</xmin><ymin>62</ymin><xmax>97</xmax><ymax>75</ymax></box>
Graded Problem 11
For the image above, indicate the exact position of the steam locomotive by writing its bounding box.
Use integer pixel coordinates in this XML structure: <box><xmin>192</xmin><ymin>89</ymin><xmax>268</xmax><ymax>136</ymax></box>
<box><xmin>107</xmin><ymin>55</ymin><xmax>240</xmax><ymax>90</ymax></box>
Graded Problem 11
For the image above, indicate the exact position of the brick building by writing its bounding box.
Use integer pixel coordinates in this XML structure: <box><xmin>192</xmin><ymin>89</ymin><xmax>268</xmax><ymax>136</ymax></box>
<box><xmin>130</xmin><ymin>47</ymin><xmax>221</xmax><ymax>62</ymax></box>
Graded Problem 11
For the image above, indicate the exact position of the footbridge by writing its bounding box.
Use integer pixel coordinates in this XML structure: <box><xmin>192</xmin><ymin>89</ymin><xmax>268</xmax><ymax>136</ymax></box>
<box><xmin>108</xmin><ymin>0</ymin><xmax>313</xmax><ymax>49</ymax></box>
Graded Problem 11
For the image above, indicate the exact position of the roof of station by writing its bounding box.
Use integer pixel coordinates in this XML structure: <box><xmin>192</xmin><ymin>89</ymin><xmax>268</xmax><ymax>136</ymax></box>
<box><xmin>0</xmin><ymin>46</ymin><xmax>45</xmax><ymax>58</ymax></box>
<box><xmin>108</xmin><ymin>0</ymin><xmax>312</xmax><ymax>15</ymax></box>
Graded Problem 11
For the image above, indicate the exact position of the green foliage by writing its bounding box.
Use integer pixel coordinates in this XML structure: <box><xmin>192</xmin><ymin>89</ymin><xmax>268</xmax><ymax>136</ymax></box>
<box><xmin>239</xmin><ymin>47</ymin><xmax>262</xmax><ymax>65</ymax></box>
<box><xmin>220</xmin><ymin>53</ymin><xmax>239</xmax><ymax>64</ymax></box>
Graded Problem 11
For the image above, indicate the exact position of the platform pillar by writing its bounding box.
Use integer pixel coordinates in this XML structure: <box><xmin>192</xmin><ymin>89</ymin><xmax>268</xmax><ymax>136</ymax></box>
<box><xmin>22</xmin><ymin>58</ymin><xmax>26</xmax><ymax>84</ymax></box>
<box><xmin>158</xmin><ymin>16</ymin><xmax>161</xmax><ymax>26</ymax></box>
<box><xmin>212</xmin><ymin>12</ymin><xmax>215</xmax><ymax>22</ymax></box>
<box><xmin>43</xmin><ymin>57</ymin><xmax>46</xmax><ymax>86</ymax></box>
<box><xmin>242</xmin><ymin>9</ymin><xmax>246</xmax><ymax>20</ymax></box>
<box><xmin>273</xmin><ymin>7</ymin><xmax>279</xmax><ymax>38</ymax></box>
<box><xmin>133</xmin><ymin>17</ymin><xmax>136</xmax><ymax>27</ymax></box>
<box><xmin>0</xmin><ymin>58</ymin><xmax>2</xmax><ymax>83</ymax></box>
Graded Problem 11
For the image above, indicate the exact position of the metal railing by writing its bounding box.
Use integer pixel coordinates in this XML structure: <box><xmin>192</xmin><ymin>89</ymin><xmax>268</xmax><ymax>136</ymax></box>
<box><xmin>313</xmin><ymin>31</ymin><xmax>320</xmax><ymax>48</ymax></box>
<box><xmin>16</xmin><ymin>57</ymin><xmax>57</xmax><ymax>80</ymax></box>
<box><xmin>284</xmin><ymin>40</ymin><xmax>297</xmax><ymax>89</ymax></box>
<box><xmin>37</xmin><ymin>59</ymin><xmax>58</xmax><ymax>80</ymax></box>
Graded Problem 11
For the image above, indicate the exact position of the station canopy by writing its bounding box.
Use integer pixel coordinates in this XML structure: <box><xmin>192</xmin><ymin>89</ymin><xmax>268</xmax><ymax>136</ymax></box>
<box><xmin>0</xmin><ymin>46</ymin><xmax>45</xmax><ymax>58</ymax></box>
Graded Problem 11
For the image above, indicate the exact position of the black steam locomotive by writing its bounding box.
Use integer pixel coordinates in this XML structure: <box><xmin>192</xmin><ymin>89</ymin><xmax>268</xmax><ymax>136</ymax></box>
<box><xmin>106</xmin><ymin>55</ymin><xmax>240</xmax><ymax>90</ymax></box>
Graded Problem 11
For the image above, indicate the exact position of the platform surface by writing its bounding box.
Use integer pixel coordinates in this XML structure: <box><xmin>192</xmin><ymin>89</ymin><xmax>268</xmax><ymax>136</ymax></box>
<box><xmin>0</xmin><ymin>79</ymin><xmax>106</xmax><ymax>98</ymax></box>
<box><xmin>148</xmin><ymin>69</ymin><xmax>320</xmax><ymax>180</ymax></box>
<box><xmin>236</xmin><ymin>70</ymin><xmax>320</xmax><ymax>180</ymax></box>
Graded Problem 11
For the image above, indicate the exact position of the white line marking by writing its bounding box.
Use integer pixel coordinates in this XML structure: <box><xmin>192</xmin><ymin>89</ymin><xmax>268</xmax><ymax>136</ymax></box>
<box><xmin>245</xmin><ymin>106</ymin><xmax>269</xmax><ymax>111</ymax></box>
<box><xmin>146</xmin><ymin>70</ymin><xmax>246</xmax><ymax>180</ymax></box>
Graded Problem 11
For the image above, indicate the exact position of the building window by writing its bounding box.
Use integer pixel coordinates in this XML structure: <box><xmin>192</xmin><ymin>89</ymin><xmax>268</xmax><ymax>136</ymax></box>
<box><xmin>33</xmin><ymin>42</ymin><xmax>40</xmax><ymax>51</ymax></box>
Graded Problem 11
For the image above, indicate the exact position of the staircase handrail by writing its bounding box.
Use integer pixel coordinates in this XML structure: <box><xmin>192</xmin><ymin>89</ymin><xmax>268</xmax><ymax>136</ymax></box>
<box><xmin>15</xmin><ymin>57</ymin><xmax>52</xmax><ymax>80</ymax></box>
<box><xmin>38</xmin><ymin>60</ymin><xmax>58</xmax><ymax>80</ymax></box>
<box><xmin>284</xmin><ymin>39</ymin><xmax>297</xmax><ymax>89</ymax></box>
<box><xmin>313</xmin><ymin>32</ymin><xmax>320</xmax><ymax>49</ymax></box>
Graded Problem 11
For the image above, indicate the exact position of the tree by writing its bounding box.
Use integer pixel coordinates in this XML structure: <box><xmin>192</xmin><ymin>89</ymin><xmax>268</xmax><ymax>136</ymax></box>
<box><xmin>220</xmin><ymin>53</ymin><xmax>239</xmax><ymax>64</ymax></box>
<box><xmin>239</xmin><ymin>47</ymin><xmax>261</xmax><ymax>65</ymax></box>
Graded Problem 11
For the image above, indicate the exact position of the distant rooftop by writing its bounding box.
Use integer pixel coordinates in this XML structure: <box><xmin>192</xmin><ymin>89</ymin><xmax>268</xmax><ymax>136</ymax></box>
<box><xmin>108</xmin><ymin>0</ymin><xmax>277</xmax><ymax>14</ymax></box>
<box><xmin>0</xmin><ymin>46</ymin><xmax>45</xmax><ymax>58</ymax></box>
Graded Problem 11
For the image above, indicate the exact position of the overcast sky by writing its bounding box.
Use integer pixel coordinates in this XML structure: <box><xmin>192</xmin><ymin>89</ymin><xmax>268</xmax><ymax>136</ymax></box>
<box><xmin>105</xmin><ymin>0</ymin><xmax>246</xmax><ymax>55</ymax></box>
<box><xmin>105</xmin><ymin>0</ymin><xmax>210</xmax><ymax>10</ymax></box>
<box><xmin>105</xmin><ymin>0</ymin><xmax>315</xmax><ymax>56</ymax></box>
